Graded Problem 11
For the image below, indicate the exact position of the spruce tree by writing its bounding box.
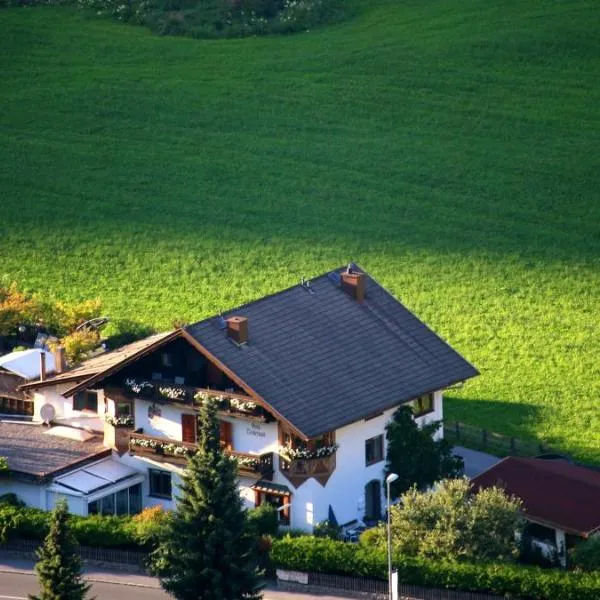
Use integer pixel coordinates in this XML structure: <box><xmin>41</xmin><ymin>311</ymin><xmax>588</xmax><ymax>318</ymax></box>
<box><xmin>385</xmin><ymin>405</ymin><xmax>463</xmax><ymax>498</ymax></box>
<box><xmin>152</xmin><ymin>397</ymin><xmax>262</xmax><ymax>600</ymax></box>
<box><xmin>30</xmin><ymin>498</ymin><xmax>91</xmax><ymax>600</ymax></box>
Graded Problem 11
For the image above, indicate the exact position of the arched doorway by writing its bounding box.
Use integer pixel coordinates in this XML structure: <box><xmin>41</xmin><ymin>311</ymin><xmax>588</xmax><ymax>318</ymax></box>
<box><xmin>364</xmin><ymin>479</ymin><xmax>382</xmax><ymax>522</ymax></box>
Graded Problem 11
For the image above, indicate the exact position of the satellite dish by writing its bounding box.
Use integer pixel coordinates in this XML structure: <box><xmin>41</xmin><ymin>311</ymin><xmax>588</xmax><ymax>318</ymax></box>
<box><xmin>40</xmin><ymin>403</ymin><xmax>56</xmax><ymax>425</ymax></box>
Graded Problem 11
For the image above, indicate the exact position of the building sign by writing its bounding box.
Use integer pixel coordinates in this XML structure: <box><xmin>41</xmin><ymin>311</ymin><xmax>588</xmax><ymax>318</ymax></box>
<box><xmin>246</xmin><ymin>422</ymin><xmax>266</xmax><ymax>438</ymax></box>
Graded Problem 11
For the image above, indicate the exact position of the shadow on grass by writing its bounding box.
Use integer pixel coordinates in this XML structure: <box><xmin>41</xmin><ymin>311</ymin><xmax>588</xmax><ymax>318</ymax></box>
<box><xmin>443</xmin><ymin>396</ymin><xmax>551</xmax><ymax>457</ymax></box>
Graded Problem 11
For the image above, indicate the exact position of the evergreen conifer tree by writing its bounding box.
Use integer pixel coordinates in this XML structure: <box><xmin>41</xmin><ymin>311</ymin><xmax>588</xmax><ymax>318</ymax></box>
<box><xmin>30</xmin><ymin>498</ymin><xmax>91</xmax><ymax>600</ymax></box>
<box><xmin>385</xmin><ymin>405</ymin><xmax>463</xmax><ymax>498</ymax></box>
<box><xmin>152</xmin><ymin>397</ymin><xmax>262</xmax><ymax>600</ymax></box>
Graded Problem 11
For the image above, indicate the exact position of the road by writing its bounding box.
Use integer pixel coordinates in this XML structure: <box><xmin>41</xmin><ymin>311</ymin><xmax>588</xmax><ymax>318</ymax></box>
<box><xmin>0</xmin><ymin>568</ymin><xmax>355</xmax><ymax>600</ymax></box>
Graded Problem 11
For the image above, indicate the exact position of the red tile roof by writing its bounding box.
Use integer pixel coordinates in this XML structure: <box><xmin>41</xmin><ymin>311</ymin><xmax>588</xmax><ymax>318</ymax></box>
<box><xmin>472</xmin><ymin>457</ymin><xmax>600</xmax><ymax>537</ymax></box>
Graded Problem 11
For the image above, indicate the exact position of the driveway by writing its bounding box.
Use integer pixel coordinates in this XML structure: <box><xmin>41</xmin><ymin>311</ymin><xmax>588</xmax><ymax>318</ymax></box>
<box><xmin>453</xmin><ymin>445</ymin><xmax>501</xmax><ymax>478</ymax></box>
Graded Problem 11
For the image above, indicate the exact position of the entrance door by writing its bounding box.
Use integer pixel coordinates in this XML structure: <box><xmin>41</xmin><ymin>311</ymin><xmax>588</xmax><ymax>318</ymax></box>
<box><xmin>364</xmin><ymin>479</ymin><xmax>382</xmax><ymax>522</ymax></box>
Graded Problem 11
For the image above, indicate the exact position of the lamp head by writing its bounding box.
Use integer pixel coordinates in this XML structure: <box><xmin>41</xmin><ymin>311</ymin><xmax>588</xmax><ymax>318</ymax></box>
<box><xmin>386</xmin><ymin>473</ymin><xmax>399</xmax><ymax>485</ymax></box>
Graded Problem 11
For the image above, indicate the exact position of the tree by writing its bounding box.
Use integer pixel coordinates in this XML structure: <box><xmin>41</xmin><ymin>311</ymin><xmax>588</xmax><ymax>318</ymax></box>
<box><xmin>30</xmin><ymin>498</ymin><xmax>91</xmax><ymax>600</ymax></box>
<box><xmin>384</xmin><ymin>405</ymin><xmax>463</xmax><ymax>497</ymax></box>
<box><xmin>360</xmin><ymin>478</ymin><xmax>523</xmax><ymax>562</ymax></box>
<box><xmin>0</xmin><ymin>283</ymin><xmax>40</xmax><ymax>337</ymax></box>
<box><xmin>151</xmin><ymin>397</ymin><xmax>262</xmax><ymax>600</ymax></box>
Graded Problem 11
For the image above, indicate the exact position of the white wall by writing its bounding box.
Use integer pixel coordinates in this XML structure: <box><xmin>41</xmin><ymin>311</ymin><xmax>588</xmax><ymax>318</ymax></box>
<box><xmin>227</xmin><ymin>417</ymin><xmax>278</xmax><ymax>455</ymax></box>
<box><xmin>0</xmin><ymin>480</ymin><xmax>46</xmax><ymax>509</ymax></box>
<box><xmin>134</xmin><ymin>399</ymin><xmax>183</xmax><ymax>440</ymax></box>
<box><xmin>46</xmin><ymin>491</ymin><xmax>86</xmax><ymax>515</ymax></box>
<box><xmin>33</xmin><ymin>385</ymin><xmax>105</xmax><ymax>421</ymax></box>
<box><xmin>273</xmin><ymin>391</ymin><xmax>444</xmax><ymax>531</ymax></box>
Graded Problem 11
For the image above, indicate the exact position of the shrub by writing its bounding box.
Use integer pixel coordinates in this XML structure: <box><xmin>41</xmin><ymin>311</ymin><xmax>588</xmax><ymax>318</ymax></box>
<box><xmin>128</xmin><ymin>505</ymin><xmax>171</xmax><ymax>549</ymax></box>
<box><xmin>271</xmin><ymin>536</ymin><xmax>600</xmax><ymax>600</ymax></box>
<box><xmin>571</xmin><ymin>536</ymin><xmax>600</xmax><ymax>572</ymax></box>
<box><xmin>378</xmin><ymin>478</ymin><xmax>523</xmax><ymax>562</ymax></box>
<box><xmin>313</xmin><ymin>519</ymin><xmax>341</xmax><ymax>540</ymax></box>
<box><xmin>0</xmin><ymin>457</ymin><xmax>8</xmax><ymax>474</ymax></box>
<box><xmin>247</xmin><ymin>503</ymin><xmax>278</xmax><ymax>538</ymax></box>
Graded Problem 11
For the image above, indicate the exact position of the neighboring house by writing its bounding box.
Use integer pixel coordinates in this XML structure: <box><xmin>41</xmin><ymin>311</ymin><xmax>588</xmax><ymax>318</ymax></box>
<box><xmin>15</xmin><ymin>265</ymin><xmax>477</xmax><ymax>529</ymax></box>
<box><xmin>472</xmin><ymin>457</ymin><xmax>600</xmax><ymax>566</ymax></box>
<box><xmin>0</xmin><ymin>349</ymin><xmax>55</xmax><ymax>417</ymax></box>
<box><xmin>0</xmin><ymin>421</ymin><xmax>144</xmax><ymax>514</ymax></box>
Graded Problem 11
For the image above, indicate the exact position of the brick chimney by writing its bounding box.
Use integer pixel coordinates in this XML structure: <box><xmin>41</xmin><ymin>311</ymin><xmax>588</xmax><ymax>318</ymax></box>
<box><xmin>226</xmin><ymin>316</ymin><xmax>249</xmax><ymax>344</ymax></box>
<box><xmin>39</xmin><ymin>352</ymin><xmax>46</xmax><ymax>381</ymax></box>
<box><xmin>341</xmin><ymin>266</ymin><xmax>366</xmax><ymax>303</ymax></box>
<box><xmin>54</xmin><ymin>347</ymin><xmax>67</xmax><ymax>373</ymax></box>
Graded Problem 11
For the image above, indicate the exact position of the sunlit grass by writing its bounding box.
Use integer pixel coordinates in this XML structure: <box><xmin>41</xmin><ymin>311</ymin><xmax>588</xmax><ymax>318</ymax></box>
<box><xmin>0</xmin><ymin>1</ymin><xmax>599</xmax><ymax>460</ymax></box>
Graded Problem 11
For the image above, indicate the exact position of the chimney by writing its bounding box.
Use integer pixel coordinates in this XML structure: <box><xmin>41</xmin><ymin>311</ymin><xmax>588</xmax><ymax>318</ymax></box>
<box><xmin>54</xmin><ymin>347</ymin><xmax>67</xmax><ymax>374</ymax></box>
<box><xmin>341</xmin><ymin>266</ymin><xmax>366</xmax><ymax>303</ymax></box>
<box><xmin>226</xmin><ymin>316</ymin><xmax>249</xmax><ymax>345</ymax></box>
<box><xmin>39</xmin><ymin>352</ymin><xmax>46</xmax><ymax>381</ymax></box>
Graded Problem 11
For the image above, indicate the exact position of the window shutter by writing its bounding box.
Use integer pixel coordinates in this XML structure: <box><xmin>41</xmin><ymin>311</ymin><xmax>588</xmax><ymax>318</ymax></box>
<box><xmin>181</xmin><ymin>414</ymin><xmax>196</xmax><ymax>444</ymax></box>
<box><xmin>219</xmin><ymin>420</ymin><xmax>233</xmax><ymax>451</ymax></box>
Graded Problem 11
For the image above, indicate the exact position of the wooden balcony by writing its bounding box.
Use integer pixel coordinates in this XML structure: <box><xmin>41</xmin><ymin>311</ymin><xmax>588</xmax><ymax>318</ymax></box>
<box><xmin>279</xmin><ymin>452</ymin><xmax>336</xmax><ymax>487</ymax></box>
<box><xmin>107</xmin><ymin>382</ymin><xmax>272</xmax><ymax>423</ymax></box>
<box><xmin>128</xmin><ymin>432</ymin><xmax>274</xmax><ymax>479</ymax></box>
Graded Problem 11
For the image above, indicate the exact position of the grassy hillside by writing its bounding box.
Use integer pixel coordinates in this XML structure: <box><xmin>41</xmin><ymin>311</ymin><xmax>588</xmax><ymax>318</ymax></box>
<box><xmin>0</xmin><ymin>1</ymin><xmax>599</xmax><ymax>460</ymax></box>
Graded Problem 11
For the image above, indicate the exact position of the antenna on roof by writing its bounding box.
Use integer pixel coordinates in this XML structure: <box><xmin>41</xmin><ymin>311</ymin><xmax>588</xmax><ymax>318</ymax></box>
<box><xmin>300</xmin><ymin>277</ymin><xmax>315</xmax><ymax>295</ymax></box>
<box><xmin>217</xmin><ymin>313</ymin><xmax>227</xmax><ymax>330</ymax></box>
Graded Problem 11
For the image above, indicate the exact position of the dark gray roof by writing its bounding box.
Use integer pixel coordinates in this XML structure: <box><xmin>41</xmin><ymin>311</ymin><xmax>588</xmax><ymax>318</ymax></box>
<box><xmin>186</xmin><ymin>266</ymin><xmax>478</xmax><ymax>438</ymax></box>
<box><xmin>0</xmin><ymin>422</ymin><xmax>108</xmax><ymax>479</ymax></box>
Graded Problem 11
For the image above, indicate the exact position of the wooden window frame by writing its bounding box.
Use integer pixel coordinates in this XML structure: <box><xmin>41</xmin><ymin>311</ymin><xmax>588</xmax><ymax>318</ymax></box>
<box><xmin>73</xmin><ymin>390</ymin><xmax>98</xmax><ymax>413</ymax></box>
<box><xmin>412</xmin><ymin>393</ymin><xmax>435</xmax><ymax>418</ymax></box>
<box><xmin>365</xmin><ymin>434</ymin><xmax>384</xmax><ymax>467</ymax></box>
<box><xmin>149</xmin><ymin>469</ymin><xmax>172</xmax><ymax>499</ymax></box>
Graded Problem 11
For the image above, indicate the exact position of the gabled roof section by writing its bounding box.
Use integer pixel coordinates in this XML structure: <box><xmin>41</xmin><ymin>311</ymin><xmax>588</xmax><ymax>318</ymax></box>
<box><xmin>472</xmin><ymin>457</ymin><xmax>600</xmax><ymax>537</ymax></box>
<box><xmin>20</xmin><ymin>331</ymin><xmax>179</xmax><ymax>394</ymax></box>
<box><xmin>186</xmin><ymin>265</ymin><xmax>478</xmax><ymax>438</ymax></box>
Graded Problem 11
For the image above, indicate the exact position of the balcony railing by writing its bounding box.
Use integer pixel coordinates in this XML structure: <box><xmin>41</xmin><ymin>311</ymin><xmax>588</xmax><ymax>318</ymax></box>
<box><xmin>279</xmin><ymin>452</ymin><xmax>336</xmax><ymax>487</ymax></box>
<box><xmin>114</xmin><ymin>380</ymin><xmax>271</xmax><ymax>422</ymax></box>
<box><xmin>128</xmin><ymin>432</ymin><xmax>274</xmax><ymax>479</ymax></box>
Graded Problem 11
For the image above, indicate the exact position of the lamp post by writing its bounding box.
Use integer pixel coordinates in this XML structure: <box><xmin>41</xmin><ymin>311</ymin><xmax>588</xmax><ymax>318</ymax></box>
<box><xmin>386</xmin><ymin>473</ymin><xmax>399</xmax><ymax>600</ymax></box>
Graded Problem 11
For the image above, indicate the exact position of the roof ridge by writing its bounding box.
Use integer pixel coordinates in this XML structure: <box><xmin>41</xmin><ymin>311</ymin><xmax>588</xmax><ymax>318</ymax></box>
<box><xmin>186</xmin><ymin>265</ymin><xmax>353</xmax><ymax>331</ymax></box>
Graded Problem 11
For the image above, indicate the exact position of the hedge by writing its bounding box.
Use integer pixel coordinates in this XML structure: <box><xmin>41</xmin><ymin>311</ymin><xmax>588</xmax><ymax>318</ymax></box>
<box><xmin>271</xmin><ymin>536</ymin><xmax>600</xmax><ymax>600</ymax></box>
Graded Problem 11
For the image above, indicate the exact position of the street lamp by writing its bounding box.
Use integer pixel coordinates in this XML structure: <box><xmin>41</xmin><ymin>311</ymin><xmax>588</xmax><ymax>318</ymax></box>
<box><xmin>386</xmin><ymin>473</ymin><xmax>399</xmax><ymax>600</ymax></box>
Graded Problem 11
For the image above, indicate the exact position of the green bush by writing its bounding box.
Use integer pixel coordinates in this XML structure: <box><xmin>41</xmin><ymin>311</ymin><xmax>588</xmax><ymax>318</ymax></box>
<box><xmin>247</xmin><ymin>503</ymin><xmax>279</xmax><ymax>538</ymax></box>
<box><xmin>75</xmin><ymin>0</ymin><xmax>351</xmax><ymax>39</ymax></box>
<box><xmin>0</xmin><ymin>505</ymin><xmax>140</xmax><ymax>549</ymax></box>
<box><xmin>271</xmin><ymin>536</ymin><xmax>600</xmax><ymax>600</ymax></box>
<box><xmin>571</xmin><ymin>536</ymin><xmax>600</xmax><ymax>572</ymax></box>
<box><xmin>313</xmin><ymin>519</ymin><xmax>341</xmax><ymax>540</ymax></box>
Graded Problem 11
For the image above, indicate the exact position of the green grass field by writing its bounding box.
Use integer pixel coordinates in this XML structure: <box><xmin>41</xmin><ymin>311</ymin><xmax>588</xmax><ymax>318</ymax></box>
<box><xmin>1</xmin><ymin>1</ymin><xmax>599</xmax><ymax>460</ymax></box>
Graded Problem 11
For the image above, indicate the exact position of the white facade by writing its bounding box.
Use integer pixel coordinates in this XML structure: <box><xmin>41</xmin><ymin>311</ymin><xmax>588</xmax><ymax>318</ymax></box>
<box><xmin>20</xmin><ymin>383</ymin><xmax>444</xmax><ymax>531</ymax></box>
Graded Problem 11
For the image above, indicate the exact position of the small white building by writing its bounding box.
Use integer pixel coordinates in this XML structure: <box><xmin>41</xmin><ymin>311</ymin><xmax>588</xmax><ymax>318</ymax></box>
<box><xmin>14</xmin><ymin>265</ymin><xmax>477</xmax><ymax>529</ymax></box>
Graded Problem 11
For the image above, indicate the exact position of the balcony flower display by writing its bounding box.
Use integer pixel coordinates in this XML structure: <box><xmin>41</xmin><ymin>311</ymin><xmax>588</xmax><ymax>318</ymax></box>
<box><xmin>279</xmin><ymin>443</ymin><xmax>339</xmax><ymax>462</ymax></box>
<box><xmin>104</xmin><ymin>414</ymin><xmax>134</xmax><ymax>428</ymax></box>
<box><xmin>158</xmin><ymin>385</ymin><xmax>187</xmax><ymax>401</ymax></box>
<box><xmin>229</xmin><ymin>455</ymin><xmax>259</xmax><ymax>469</ymax></box>
<box><xmin>124</xmin><ymin>378</ymin><xmax>154</xmax><ymax>395</ymax></box>
<box><xmin>229</xmin><ymin>398</ymin><xmax>257</xmax><ymax>413</ymax></box>
<box><xmin>129</xmin><ymin>436</ymin><xmax>196</xmax><ymax>458</ymax></box>
<box><xmin>194</xmin><ymin>391</ymin><xmax>228</xmax><ymax>405</ymax></box>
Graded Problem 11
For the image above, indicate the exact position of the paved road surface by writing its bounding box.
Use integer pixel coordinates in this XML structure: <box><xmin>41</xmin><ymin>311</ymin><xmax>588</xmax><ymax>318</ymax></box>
<box><xmin>453</xmin><ymin>445</ymin><xmax>501</xmax><ymax>478</ymax></box>
<box><xmin>0</xmin><ymin>558</ymin><xmax>355</xmax><ymax>600</ymax></box>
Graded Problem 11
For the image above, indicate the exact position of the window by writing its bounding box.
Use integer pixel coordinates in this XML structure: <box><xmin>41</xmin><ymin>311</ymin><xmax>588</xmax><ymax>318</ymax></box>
<box><xmin>365</xmin><ymin>434</ymin><xmax>384</xmax><ymax>466</ymax></box>
<box><xmin>411</xmin><ymin>393</ymin><xmax>434</xmax><ymax>418</ymax></box>
<box><xmin>73</xmin><ymin>390</ymin><xmax>98</xmax><ymax>412</ymax></box>
<box><xmin>87</xmin><ymin>483</ymin><xmax>142</xmax><ymax>517</ymax></box>
<box><xmin>116</xmin><ymin>401</ymin><xmax>132</xmax><ymax>417</ymax></box>
<box><xmin>149</xmin><ymin>469</ymin><xmax>172</xmax><ymax>499</ymax></box>
<box><xmin>161</xmin><ymin>353</ymin><xmax>172</xmax><ymax>367</ymax></box>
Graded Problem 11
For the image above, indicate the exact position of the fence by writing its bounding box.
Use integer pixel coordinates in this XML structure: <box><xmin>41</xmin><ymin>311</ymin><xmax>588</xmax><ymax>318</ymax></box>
<box><xmin>279</xmin><ymin>572</ymin><xmax>504</xmax><ymax>599</ymax></box>
<box><xmin>1</xmin><ymin>538</ymin><xmax>148</xmax><ymax>569</ymax></box>
<box><xmin>444</xmin><ymin>421</ymin><xmax>554</xmax><ymax>458</ymax></box>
